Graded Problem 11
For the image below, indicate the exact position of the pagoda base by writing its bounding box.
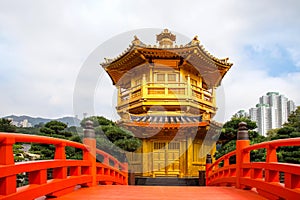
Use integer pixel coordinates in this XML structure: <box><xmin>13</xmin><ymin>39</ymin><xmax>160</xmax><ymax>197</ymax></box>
<box><xmin>135</xmin><ymin>177</ymin><xmax>200</xmax><ymax>186</ymax></box>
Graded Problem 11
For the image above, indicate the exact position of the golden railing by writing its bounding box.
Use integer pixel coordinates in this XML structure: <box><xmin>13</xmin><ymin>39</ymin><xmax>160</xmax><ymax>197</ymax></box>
<box><xmin>117</xmin><ymin>82</ymin><xmax>214</xmax><ymax>111</ymax></box>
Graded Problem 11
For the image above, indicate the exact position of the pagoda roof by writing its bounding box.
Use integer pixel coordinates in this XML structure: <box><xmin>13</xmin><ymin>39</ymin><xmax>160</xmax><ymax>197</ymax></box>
<box><xmin>118</xmin><ymin>115</ymin><xmax>224</xmax><ymax>130</ymax></box>
<box><xmin>121</xmin><ymin>114</ymin><xmax>209</xmax><ymax>129</ymax></box>
<box><xmin>101</xmin><ymin>31</ymin><xmax>233</xmax><ymax>87</ymax></box>
<box><xmin>131</xmin><ymin>115</ymin><xmax>202</xmax><ymax>124</ymax></box>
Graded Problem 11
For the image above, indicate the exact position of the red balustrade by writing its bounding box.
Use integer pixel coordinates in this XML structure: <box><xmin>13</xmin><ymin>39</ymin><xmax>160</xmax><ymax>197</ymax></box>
<box><xmin>0</xmin><ymin>123</ymin><xmax>128</xmax><ymax>200</ymax></box>
<box><xmin>206</xmin><ymin>122</ymin><xmax>300</xmax><ymax>200</ymax></box>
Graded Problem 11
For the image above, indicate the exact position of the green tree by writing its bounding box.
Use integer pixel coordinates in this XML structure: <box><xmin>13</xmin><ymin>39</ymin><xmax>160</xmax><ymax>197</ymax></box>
<box><xmin>30</xmin><ymin>143</ymin><xmax>55</xmax><ymax>160</ymax></box>
<box><xmin>82</xmin><ymin>116</ymin><xmax>141</xmax><ymax>161</ymax></box>
<box><xmin>13</xmin><ymin>144</ymin><xmax>25</xmax><ymax>162</ymax></box>
<box><xmin>65</xmin><ymin>126</ymin><xmax>83</xmax><ymax>134</ymax></box>
<box><xmin>30</xmin><ymin>120</ymin><xmax>81</xmax><ymax>160</ymax></box>
<box><xmin>0</xmin><ymin>118</ymin><xmax>16</xmax><ymax>132</ymax></box>
<box><xmin>40</xmin><ymin>120</ymin><xmax>72</xmax><ymax>138</ymax></box>
<box><xmin>81</xmin><ymin>116</ymin><xmax>113</xmax><ymax>127</ymax></box>
<box><xmin>266</xmin><ymin>128</ymin><xmax>280</xmax><ymax>139</ymax></box>
<box><xmin>34</xmin><ymin>122</ymin><xmax>44</xmax><ymax>128</ymax></box>
<box><xmin>217</xmin><ymin>117</ymin><xmax>257</xmax><ymax>146</ymax></box>
<box><xmin>16</xmin><ymin>127</ymin><xmax>40</xmax><ymax>135</ymax></box>
<box><xmin>215</xmin><ymin>116</ymin><xmax>267</xmax><ymax>163</ymax></box>
<box><xmin>271</xmin><ymin>106</ymin><xmax>300</xmax><ymax>164</ymax></box>
<box><xmin>284</xmin><ymin>107</ymin><xmax>300</xmax><ymax>131</ymax></box>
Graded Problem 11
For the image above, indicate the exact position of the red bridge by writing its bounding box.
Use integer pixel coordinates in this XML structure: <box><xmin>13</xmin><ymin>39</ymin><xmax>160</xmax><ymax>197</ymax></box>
<box><xmin>0</xmin><ymin>122</ymin><xmax>299</xmax><ymax>200</ymax></box>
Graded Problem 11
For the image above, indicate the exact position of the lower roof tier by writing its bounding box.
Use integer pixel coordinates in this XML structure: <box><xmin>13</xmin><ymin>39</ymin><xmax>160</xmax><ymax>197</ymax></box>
<box><xmin>120</xmin><ymin>114</ymin><xmax>210</xmax><ymax>129</ymax></box>
<box><xmin>131</xmin><ymin>115</ymin><xmax>202</xmax><ymax>124</ymax></box>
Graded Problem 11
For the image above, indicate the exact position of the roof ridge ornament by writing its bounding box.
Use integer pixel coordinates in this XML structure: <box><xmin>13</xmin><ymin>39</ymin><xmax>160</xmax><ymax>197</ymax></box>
<box><xmin>191</xmin><ymin>35</ymin><xmax>200</xmax><ymax>45</ymax></box>
<box><xmin>132</xmin><ymin>35</ymin><xmax>141</xmax><ymax>45</ymax></box>
<box><xmin>104</xmin><ymin>57</ymin><xmax>113</xmax><ymax>63</ymax></box>
<box><xmin>220</xmin><ymin>57</ymin><xmax>229</xmax><ymax>64</ymax></box>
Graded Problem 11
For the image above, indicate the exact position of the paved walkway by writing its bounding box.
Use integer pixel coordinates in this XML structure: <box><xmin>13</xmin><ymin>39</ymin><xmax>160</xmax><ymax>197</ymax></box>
<box><xmin>57</xmin><ymin>185</ymin><xmax>266</xmax><ymax>200</ymax></box>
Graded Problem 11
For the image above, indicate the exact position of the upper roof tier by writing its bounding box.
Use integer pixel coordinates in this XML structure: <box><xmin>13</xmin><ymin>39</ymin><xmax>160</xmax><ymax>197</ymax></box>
<box><xmin>101</xmin><ymin>29</ymin><xmax>233</xmax><ymax>87</ymax></box>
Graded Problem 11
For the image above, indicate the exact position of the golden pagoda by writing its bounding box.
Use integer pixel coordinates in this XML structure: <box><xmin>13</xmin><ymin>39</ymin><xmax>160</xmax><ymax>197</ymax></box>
<box><xmin>101</xmin><ymin>29</ymin><xmax>233</xmax><ymax>178</ymax></box>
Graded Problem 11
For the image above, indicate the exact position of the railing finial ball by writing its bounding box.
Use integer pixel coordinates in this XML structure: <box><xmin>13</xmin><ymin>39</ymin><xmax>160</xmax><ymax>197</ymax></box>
<box><xmin>206</xmin><ymin>154</ymin><xmax>212</xmax><ymax>164</ymax></box>
<box><xmin>237</xmin><ymin>122</ymin><xmax>249</xmax><ymax>140</ymax></box>
<box><xmin>238</xmin><ymin>122</ymin><xmax>247</xmax><ymax>131</ymax></box>
<box><xmin>84</xmin><ymin>120</ymin><xmax>95</xmax><ymax>138</ymax></box>
<box><xmin>85</xmin><ymin>120</ymin><xmax>94</xmax><ymax>129</ymax></box>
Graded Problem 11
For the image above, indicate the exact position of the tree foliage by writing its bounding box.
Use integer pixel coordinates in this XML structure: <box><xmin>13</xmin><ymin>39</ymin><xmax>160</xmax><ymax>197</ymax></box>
<box><xmin>8</xmin><ymin>116</ymin><xmax>140</xmax><ymax>163</ymax></box>
<box><xmin>271</xmin><ymin>106</ymin><xmax>300</xmax><ymax>164</ymax></box>
<box><xmin>29</xmin><ymin>120</ymin><xmax>81</xmax><ymax>160</ymax></box>
<box><xmin>40</xmin><ymin>120</ymin><xmax>72</xmax><ymax>138</ymax></box>
<box><xmin>216</xmin><ymin>106</ymin><xmax>300</xmax><ymax>165</ymax></box>
<box><xmin>16</xmin><ymin>127</ymin><xmax>40</xmax><ymax>135</ymax></box>
<box><xmin>266</xmin><ymin>128</ymin><xmax>280</xmax><ymax>138</ymax></box>
<box><xmin>82</xmin><ymin>116</ymin><xmax>141</xmax><ymax>161</ymax></box>
<box><xmin>218</xmin><ymin>117</ymin><xmax>257</xmax><ymax>146</ymax></box>
<box><xmin>81</xmin><ymin>116</ymin><xmax>113</xmax><ymax>127</ymax></box>
<box><xmin>215</xmin><ymin>116</ymin><xmax>266</xmax><ymax>163</ymax></box>
<box><xmin>13</xmin><ymin>144</ymin><xmax>25</xmax><ymax>162</ymax></box>
<box><xmin>285</xmin><ymin>107</ymin><xmax>300</xmax><ymax>131</ymax></box>
<box><xmin>0</xmin><ymin>118</ymin><xmax>16</xmax><ymax>132</ymax></box>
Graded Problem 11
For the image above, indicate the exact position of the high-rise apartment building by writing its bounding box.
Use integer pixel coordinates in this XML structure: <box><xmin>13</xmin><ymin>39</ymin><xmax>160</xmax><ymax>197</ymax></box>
<box><xmin>249</xmin><ymin>92</ymin><xmax>296</xmax><ymax>136</ymax></box>
<box><xmin>287</xmin><ymin>100</ymin><xmax>296</xmax><ymax>115</ymax></box>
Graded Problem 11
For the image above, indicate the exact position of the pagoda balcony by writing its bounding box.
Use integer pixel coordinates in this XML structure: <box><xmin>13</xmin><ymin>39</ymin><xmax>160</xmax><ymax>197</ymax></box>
<box><xmin>117</xmin><ymin>82</ymin><xmax>215</xmax><ymax>114</ymax></box>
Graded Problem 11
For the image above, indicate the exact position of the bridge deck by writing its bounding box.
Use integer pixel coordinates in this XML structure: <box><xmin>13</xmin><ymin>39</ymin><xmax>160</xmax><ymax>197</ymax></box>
<box><xmin>56</xmin><ymin>185</ymin><xmax>266</xmax><ymax>200</ymax></box>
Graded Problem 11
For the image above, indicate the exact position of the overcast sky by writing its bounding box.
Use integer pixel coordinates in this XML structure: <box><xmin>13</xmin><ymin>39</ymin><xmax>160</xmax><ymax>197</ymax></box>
<box><xmin>0</xmin><ymin>0</ymin><xmax>299</xmax><ymax>122</ymax></box>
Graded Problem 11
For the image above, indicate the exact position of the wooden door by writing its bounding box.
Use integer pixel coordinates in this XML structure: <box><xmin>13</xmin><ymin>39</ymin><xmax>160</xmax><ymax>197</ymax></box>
<box><xmin>166</xmin><ymin>142</ymin><xmax>180</xmax><ymax>173</ymax></box>
<box><xmin>153</xmin><ymin>142</ymin><xmax>166</xmax><ymax>173</ymax></box>
<box><xmin>153</xmin><ymin>142</ymin><xmax>180</xmax><ymax>176</ymax></box>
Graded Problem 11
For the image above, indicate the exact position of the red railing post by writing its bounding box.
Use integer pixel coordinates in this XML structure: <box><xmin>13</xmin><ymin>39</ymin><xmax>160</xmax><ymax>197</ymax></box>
<box><xmin>54</xmin><ymin>142</ymin><xmax>66</xmax><ymax>159</ymax></box>
<box><xmin>103</xmin><ymin>155</ymin><xmax>109</xmax><ymax>165</ymax></box>
<box><xmin>29</xmin><ymin>170</ymin><xmax>47</xmax><ymax>185</ymax></box>
<box><xmin>122</xmin><ymin>162</ymin><xmax>128</xmax><ymax>172</ymax></box>
<box><xmin>236</xmin><ymin>122</ymin><xmax>250</xmax><ymax>189</ymax></box>
<box><xmin>205</xmin><ymin>154</ymin><xmax>212</xmax><ymax>186</ymax></box>
<box><xmin>265</xmin><ymin>144</ymin><xmax>279</xmax><ymax>182</ymax></box>
<box><xmin>83</xmin><ymin>120</ymin><xmax>97</xmax><ymax>186</ymax></box>
<box><xmin>53</xmin><ymin>142</ymin><xmax>67</xmax><ymax>179</ymax></box>
<box><xmin>114</xmin><ymin>162</ymin><xmax>119</xmax><ymax>169</ymax></box>
<box><xmin>0</xmin><ymin>137</ymin><xmax>16</xmax><ymax>195</ymax></box>
<box><xmin>122</xmin><ymin>162</ymin><xmax>129</xmax><ymax>185</ymax></box>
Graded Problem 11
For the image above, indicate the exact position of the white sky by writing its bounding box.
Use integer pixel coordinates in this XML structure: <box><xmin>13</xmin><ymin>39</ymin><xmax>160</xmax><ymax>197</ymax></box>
<box><xmin>0</xmin><ymin>0</ymin><xmax>299</xmax><ymax>122</ymax></box>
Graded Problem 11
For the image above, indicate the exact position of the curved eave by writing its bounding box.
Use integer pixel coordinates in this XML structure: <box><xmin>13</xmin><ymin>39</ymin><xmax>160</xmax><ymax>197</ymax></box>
<box><xmin>196</xmin><ymin>44</ymin><xmax>233</xmax><ymax>67</ymax></box>
<box><xmin>186</xmin><ymin>53</ymin><xmax>231</xmax><ymax>87</ymax></box>
<box><xmin>101</xmin><ymin>45</ymin><xmax>148</xmax><ymax>85</ymax></box>
<box><xmin>101</xmin><ymin>42</ymin><xmax>233</xmax><ymax>86</ymax></box>
<box><xmin>122</xmin><ymin>121</ymin><xmax>209</xmax><ymax>128</ymax></box>
<box><xmin>101</xmin><ymin>43</ymin><xmax>136</xmax><ymax>67</ymax></box>
<box><xmin>186</xmin><ymin>44</ymin><xmax>233</xmax><ymax>86</ymax></box>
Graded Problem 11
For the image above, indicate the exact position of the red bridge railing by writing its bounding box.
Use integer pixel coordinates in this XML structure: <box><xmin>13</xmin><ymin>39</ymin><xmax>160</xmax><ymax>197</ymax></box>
<box><xmin>206</xmin><ymin>122</ymin><xmax>300</xmax><ymax>199</ymax></box>
<box><xmin>0</xmin><ymin>121</ymin><xmax>128</xmax><ymax>200</ymax></box>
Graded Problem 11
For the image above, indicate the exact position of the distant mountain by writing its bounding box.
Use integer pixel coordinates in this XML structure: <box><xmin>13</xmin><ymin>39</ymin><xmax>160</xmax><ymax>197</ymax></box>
<box><xmin>4</xmin><ymin>115</ymin><xmax>81</xmax><ymax>127</ymax></box>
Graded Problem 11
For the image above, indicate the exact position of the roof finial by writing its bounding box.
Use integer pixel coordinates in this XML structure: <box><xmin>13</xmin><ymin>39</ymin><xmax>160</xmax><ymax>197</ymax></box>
<box><xmin>191</xmin><ymin>35</ymin><xmax>200</xmax><ymax>45</ymax></box>
<box><xmin>132</xmin><ymin>35</ymin><xmax>140</xmax><ymax>45</ymax></box>
<box><xmin>156</xmin><ymin>29</ymin><xmax>176</xmax><ymax>47</ymax></box>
